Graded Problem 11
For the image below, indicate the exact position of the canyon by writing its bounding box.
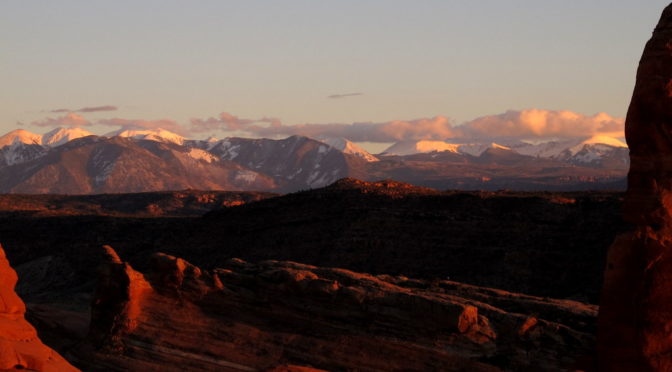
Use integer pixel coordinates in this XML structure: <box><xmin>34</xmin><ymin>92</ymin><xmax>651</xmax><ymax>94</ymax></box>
<box><xmin>0</xmin><ymin>181</ymin><xmax>621</xmax><ymax>371</ymax></box>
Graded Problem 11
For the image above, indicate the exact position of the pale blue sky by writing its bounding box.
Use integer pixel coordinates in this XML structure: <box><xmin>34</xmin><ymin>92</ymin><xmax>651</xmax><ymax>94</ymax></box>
<box><xmin>1</xmin><ymin>1</ymin><xmax>669</xmax><ymax>139</ymax></box>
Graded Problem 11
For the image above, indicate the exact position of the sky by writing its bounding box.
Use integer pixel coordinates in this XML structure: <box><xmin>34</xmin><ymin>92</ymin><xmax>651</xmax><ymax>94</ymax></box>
<box><xmin>1</xmin><ymin>1</ymin><xmax>670</xmax><ymax>151</ymax></box>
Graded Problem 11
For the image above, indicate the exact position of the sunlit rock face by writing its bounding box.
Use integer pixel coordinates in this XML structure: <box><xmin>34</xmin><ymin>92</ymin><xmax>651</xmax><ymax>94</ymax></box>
<box><xmin>598</xmin><ymin>4</ymin><xmax>672</xmax><ymax>371</ymax></box>
<box><xmin>0</xmin><ymin>244</ymin><xmax>79</xmax><ymax>372</ymax></box>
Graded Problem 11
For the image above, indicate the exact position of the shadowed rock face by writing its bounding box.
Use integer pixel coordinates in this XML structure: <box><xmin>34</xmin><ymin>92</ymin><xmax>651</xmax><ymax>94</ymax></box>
<box><xmin>624</xmin><ymin>4</ymin><xmax>672</xmax><ymax>225</ymax></box>
<box><xmin>70</xmin><ymin>246</ymin><xmax>597</xmax><ymax>372</ymax></box>
<box><xmin>0</xmin><ymin>244</ymin><xmax>79</xmax><ymax>372</ymax></box>
<box><xmin>598</xmin><ymin>3</ymin><xmax>672</xmax><ymax>371</ymax></box>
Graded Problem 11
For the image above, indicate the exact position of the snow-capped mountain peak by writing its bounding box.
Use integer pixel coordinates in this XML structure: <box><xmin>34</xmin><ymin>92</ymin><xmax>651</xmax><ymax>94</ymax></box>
<box><xmin>106</xmin><ymin>128</ymin><xmax>186</xmax><ymax>145</ymax></box>
<box><xmin>568</xmin><ymin>136</ymin><xmax>627</xmax><ymax>155</ymax></box>
<box><xmin>0</xmin><ymin>129</ymin><xmax>43</xmax><ymax>147</ymax></box>
<box><xmin>382</xmin><ymin>140</ymin><xmax>460</xmax><ymax>156</ymax></box>
<box><xmin>42</xmin><ymin>127</ymin><xmax>93</xmax><ymax>147</ymax></box>
<box><xmin>383</xmin><ymin>140</ymin><xmax>513</xmax><ymax>157</ymax></box>
<box><xmin>455</xmin><ymin>142</ymin><xmax>512</xmax><ymax>156</ymax></box>
<box><xmin>316</xmin><ymin>137</ymin><xmax>379</xmax><ymax>162</ymax></box>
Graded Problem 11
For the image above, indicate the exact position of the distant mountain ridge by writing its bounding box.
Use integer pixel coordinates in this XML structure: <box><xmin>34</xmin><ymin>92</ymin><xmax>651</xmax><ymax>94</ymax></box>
<box><xmin>0</xmin><ymin>127</ymin><xmax>629</xmax><ymax>193</ymax></box>
<box><xmin>382</xmin><ymin>136</ymin><xmax>628</xmax><ymax>168</ymax></box>
<box><xmin>0</xmin><ymin>127</ymin><xmax>93</xmax><ymax>147</ymax></box>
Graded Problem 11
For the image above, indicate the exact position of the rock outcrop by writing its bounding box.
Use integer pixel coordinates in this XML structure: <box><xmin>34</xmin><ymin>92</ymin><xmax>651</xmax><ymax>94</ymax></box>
<box><xmin>0</xmin><ymin>244</ymin><xmax>79</xmax><ymax>371</ymax></box>
<box><xmin>598</xmin><ymin>3</ymin><xmax>672</xmax><ymax>371</ymax></box>
<box><xmin>71</xmin><ymin>246</ymin><xmax>597</xmax><ymax>371</ymax></box>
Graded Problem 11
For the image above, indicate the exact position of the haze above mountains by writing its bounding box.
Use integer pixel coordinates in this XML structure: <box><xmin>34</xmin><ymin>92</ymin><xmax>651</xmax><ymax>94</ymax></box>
<box><xmin>0</xmin><ymin>112</ymin><xmax>629</xmax><ymax>194</ymax></box>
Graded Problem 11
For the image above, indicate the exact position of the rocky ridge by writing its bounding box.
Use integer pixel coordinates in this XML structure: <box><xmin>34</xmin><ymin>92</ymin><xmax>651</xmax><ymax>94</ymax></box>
<box><xmin>0</xmin><ymin>127</ymin><xmax>628</xmax><ymax>194</ymax></box>
<box><xmin>65</xmin><ymin>246</ymin><xmax>596</xmax><ymax>371</ymax></box>
<box><xmin>0</xmin><ymin>189</ymin><xmax>275</xmax><ymax>217</ymax></box>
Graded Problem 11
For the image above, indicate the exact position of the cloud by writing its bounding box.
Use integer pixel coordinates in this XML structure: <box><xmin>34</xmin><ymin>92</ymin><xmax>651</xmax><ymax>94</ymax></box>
<box><xmin>455</xmin><ymin>109</ymin><xmax>625</xmax><ymax>139</ymax></box>
<box><xmin>78</xmin><ymin>105</ymin><xmax>118</xmax><ymax>113</ymax></box>
<box><xmin>190</xmin><ymin>112</ymin><xmax>282</xmax><ymax>133</ymax></box>
<box><xmin>98</xmin><ymin>118</ymin><xmax>187</xmax><ymax>135</ymax></box>
<box><xmin>327</xmin><ymin>92</ymin><xmax>363</xmax><ymax>99</ymax></box>
<box><xmin>190</xmin><ymin>109</ymin><xmax>624</xmax><ymax>143</ymax></box>
<box><xmin>47</xmin><ymin>105</ymin><xmax>118</xmax><ymax>113</ymax></box>
<box><xmin>31</xmin><ymin>113</ymin><xmax>92</xmax><ymax>127</ymax></box>
<box><xmin>27</xmin><ymin>108</ymin><xmax>624</xmax><ymax>143</ymax></box>
<box><xmin>30</xmin><ymin>112</ymin><xmax>188</xmax><ymax>135</ymax></box>
<box><xmin>190</xmin><ymin>112</ymin><xmax>454</xmax><ymax>142</ymax></box>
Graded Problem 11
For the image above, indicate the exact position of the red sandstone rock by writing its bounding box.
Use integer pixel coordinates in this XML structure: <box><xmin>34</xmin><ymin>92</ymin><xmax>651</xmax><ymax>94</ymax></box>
<box><xmin>0</xmin><ymin>244</ymin><xmax>79</xmax><ymax>372</ymax></box>
<box><xmin>598</xmin><ymin>4</ymin><xmax>672</xmax><ymax>371</ymax></box>
<box><xmin>623</xmin><ymin>4</ymin><xmax>672</xmax><ymax>225</ymax></box>
<box><xmin>87</xmin><ymin>245</ymin><xmax>150</xmax><ymax>351</ymax></box>
<box><xmin>72</xmin><ymin>247</ymin><xmax>596</xmax><ymax>371</ymax></box>
<box><xmin>264</xmin><ymin>365</ymin><xmax>328</xmax><ymax>372</ymax></box>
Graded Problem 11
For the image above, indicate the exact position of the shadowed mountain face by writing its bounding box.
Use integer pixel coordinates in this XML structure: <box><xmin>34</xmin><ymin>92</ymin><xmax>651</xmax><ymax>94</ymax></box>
<box><xmin>196</xmin><ymin>135</ymin><xmax>370</xmax><ymax>192</ymax></box>
<box><xmin>0</xmin><ymin>136</ymin><xmax>277</xmax><ymax>194</ymax></box>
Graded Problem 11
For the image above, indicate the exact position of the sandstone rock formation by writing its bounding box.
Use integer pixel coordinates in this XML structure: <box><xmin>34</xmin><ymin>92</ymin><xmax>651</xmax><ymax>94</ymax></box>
<box><xmin>71</xmin><ymin>245</ymin><xmax>597</xmax><ymax>371</ymax></box>
<box><xmin>598</xmin><ymin>3</ymin><xmax>672</xmax><ymax>371</ymax></box>
<box><xmin>0</xmin><ymin>244</ymin><xmax>79</xmax><ymax>372</ymax></box>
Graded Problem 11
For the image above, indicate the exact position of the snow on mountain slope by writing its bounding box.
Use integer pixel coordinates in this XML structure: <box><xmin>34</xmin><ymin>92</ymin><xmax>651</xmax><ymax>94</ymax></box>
<box><xmin>0</xmin><ymin>136</ymin><xmax>276</xmax><ymax>194</ymax></box>
<box><xmin>380</xmin><ymin>136</ymin><xmax>627</xmax><ymax>170</ymax></box>
<box><xmin>511</xmin><ymin>140</ymin><xmax>580</xmax><ymax>158</ymax></box>
<box><xmin>202</xmin><ymin>135</ymin><xmax>360</xmax><ymax>191</ymax></box>
<box><xmin>0</xmin><ymin>129</ymin><xmax>43</xmax><ymax>147</ymax></box>
<box><xmin>568</xmin><ymin>136</ymin><xmax>627</xmax><ymax>155</ymax></box>
<box><xmin>510</xmin><ymin>136</ymin><xmax>626</xmax><ymax>158</ymax></box>
<box><xmin>316</xmin><ymin>137</ymin><xmax>379</xmax><ymax>162</ymax></box>
<box><xmin>382</xmin><ymin>141</ymin><xmax>460</xmax><ymax>156</ymax></box>
<box><xmin>0</xmin><ymin>141</ymin><xmax>47</xmax><ymax>166</ymax></box>
<box><xmin>42</xmin><ymin>127</ymin><xmax>93</xmax><ymax>147</ymax></box>
<box><xmin>187</xmin><ymin>148</ymin><xmax>218</xmax><ymax>163</ymax></box>
<box><xmin>383</xmin><ymin>140</ymin><xmax>512</xmax><ymax>157</ymax></box>
<box><xmin>455</xmin><ymin>142</ymin><xmax>512</xmax><ymax>156</ymax></box>
<box><xmin>492</xmin><ymin>136</ymin><xmax>627</xmax><ymax>169</ymax></box>
<box><xmin>106</xmin><ymin>128</ymin><xmax>186</xmax><ymax>145</ymax></box>
<box><xmin>559</xmin><ymin>137</ymin><xmax>629</xmax><ymax>168</ymax></box>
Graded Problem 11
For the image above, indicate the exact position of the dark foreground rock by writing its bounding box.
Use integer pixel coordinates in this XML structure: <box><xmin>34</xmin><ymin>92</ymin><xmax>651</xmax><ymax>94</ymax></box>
<box><xmin>58</xmin><ymin>246</ymin><xmax>596</xmax><ymax>371</ymax></box>
<box><xmin>1</xmin><ymin>181</ymin><xmax>625</xmax><ymax>309</ymax></box>
<box><xmin>599</xmin><ymin>3</ymin><xmax>672</xmax><ymax>371</ymax></box>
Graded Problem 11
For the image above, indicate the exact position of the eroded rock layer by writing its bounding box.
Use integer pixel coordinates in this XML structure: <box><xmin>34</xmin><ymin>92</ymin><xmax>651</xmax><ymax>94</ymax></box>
<box><xmin>598</xmin><ymin>3</ymin><xmax>672</xmax><ymax>371</ymax></box>
<box><xmin>71</xmin><ymin>246</ymin><xmax>597</xmax><ymax>371</ymax></box>
<box><xmin>0</xmin><ymin>244</ymin><xmax>78</xmax><ymax>372</ymax></box>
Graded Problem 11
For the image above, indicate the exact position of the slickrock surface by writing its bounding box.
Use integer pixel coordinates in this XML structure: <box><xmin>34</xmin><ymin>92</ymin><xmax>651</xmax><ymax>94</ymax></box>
<box><xmin>70</xmin><ymin>246</ymin><xmax>597</xmax><ymax>371</ymax></box>
<box><xmin>0</xmin><ymin>244</ymin><xmax>79</xmax><ymax>372</ymax></box>
<box><xmin>598</xmin><ymin>4</ymin><xmax>672</xmax><ymax>371</ymax></box>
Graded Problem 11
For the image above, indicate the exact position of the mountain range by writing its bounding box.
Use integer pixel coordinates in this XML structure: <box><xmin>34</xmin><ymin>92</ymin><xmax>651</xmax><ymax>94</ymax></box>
<box><xmin>0</xmin><ymin>127</ymin><xmax>629</xmax><ymax>193</ymax></box>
